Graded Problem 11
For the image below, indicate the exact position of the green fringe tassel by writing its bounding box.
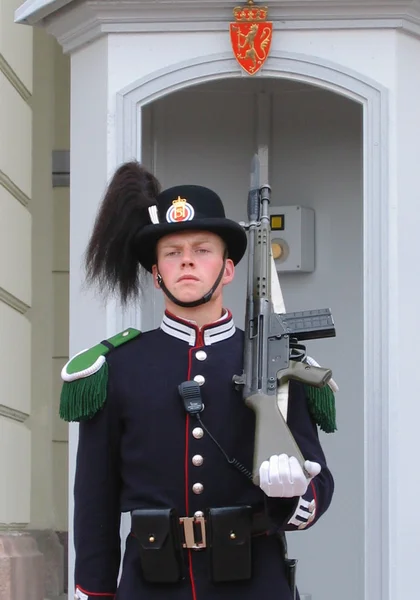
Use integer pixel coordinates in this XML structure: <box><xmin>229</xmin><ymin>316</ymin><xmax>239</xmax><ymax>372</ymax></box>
<box><xmin>59</xmin><ymin>362</ymin><xmax>109</xmax><ymax>422</ymax></box>
<box><xmin>304</xmin><ymin>384</ymin><xmax>337</xmax><ymax>433</ymax></box>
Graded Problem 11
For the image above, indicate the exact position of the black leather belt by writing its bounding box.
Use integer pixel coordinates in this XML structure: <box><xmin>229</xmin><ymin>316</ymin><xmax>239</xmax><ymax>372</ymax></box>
<box><xmin>177</xmin><ymin>511</ymin><xmax>270</xmax><ymax>550</ymax></box>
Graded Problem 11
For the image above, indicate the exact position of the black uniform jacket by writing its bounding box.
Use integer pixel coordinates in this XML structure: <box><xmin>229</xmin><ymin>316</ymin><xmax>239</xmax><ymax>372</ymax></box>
<box><xmin>72</xmin><ymin>310</ymin><xmax>334</xmax><ymax>600</ymax></box>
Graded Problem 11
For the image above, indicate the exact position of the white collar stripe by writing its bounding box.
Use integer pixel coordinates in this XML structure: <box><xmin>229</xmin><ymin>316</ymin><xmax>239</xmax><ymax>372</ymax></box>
<box><xmin>162</xmin><ymin>314</ymin><xmax>194</xmax><ymax>336</ymax></box>
<box><xmin>161</xmin><ymin>320</ymin><xmax>195</xmax><ymax>345</ymax></box>
<box><xmin>205</xmin><ymin>319</ymin><xmax>235</xmax><ymax>337</ymax></box>
<box><xmin>204</xmin><ymin>320</ymin><xmax>235</xmax><ymax>345</ymax></box>
<box><xmin>204</xmin><ymin>325</ymin><xmax>236</xmax><ymax>345</ymax></box>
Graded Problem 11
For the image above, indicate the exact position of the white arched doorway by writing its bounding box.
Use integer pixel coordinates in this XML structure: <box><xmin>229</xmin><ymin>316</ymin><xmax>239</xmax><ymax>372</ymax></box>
<box><xmin>99</xmin><ymin>50</ymin><xmax>390</xmax><ymax>600</ymax></box>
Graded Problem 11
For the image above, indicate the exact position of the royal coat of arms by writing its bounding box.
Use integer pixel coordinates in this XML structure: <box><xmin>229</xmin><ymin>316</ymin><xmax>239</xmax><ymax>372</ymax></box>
<box><xmin>230</xmin><ymin>0</ymin><xmax>272</xmax><ymax>75</ymax></box>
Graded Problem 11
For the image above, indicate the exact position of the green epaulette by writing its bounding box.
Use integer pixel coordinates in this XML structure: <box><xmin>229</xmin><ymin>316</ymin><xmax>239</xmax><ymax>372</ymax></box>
<box><xmin>303</xmin><ymin>384</ymin><xmax>337</xmax><ymax>433</ymax></box>
<box><xmin>59</xmin><ymin>327</ymin><xmax>141</xmax><ymax>422</ymax></box>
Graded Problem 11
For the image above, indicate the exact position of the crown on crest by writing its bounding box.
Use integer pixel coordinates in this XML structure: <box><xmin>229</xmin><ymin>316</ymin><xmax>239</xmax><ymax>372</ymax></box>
<box><xmin>233</xmin><ymin>0</ymin><xmax>268</xmax><ymax>22</ymax></box>
<box><xmin>172</xmin><ymin>195</ymin><xmax>187</xmax><ymax>206</ymax></box>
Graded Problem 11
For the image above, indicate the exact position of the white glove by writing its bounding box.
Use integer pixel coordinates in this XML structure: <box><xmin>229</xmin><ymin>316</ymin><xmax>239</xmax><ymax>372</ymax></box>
<box><xmin>259</xmin><ymin>454</ymin><xmax>321</xmax><ymax>498</ymax></box>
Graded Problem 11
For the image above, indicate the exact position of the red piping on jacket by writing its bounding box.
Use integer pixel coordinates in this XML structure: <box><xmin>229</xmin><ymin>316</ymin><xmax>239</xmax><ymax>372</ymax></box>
<box><xmin>310</xmin><ymin>480</ymin><xmax>318</xmax><ymax>516</ymax></box>
<box><xmin>184</xmin><ymin>326</ymin><xmax>204</xmax><ymax>600</ymax></box>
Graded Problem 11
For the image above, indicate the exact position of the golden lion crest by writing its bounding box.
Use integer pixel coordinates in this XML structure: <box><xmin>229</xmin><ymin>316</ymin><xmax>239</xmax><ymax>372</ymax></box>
<box><xmin>230</xmin><ymin>0</ymin><xmax>272</xmax><ymax>75</ymax></box>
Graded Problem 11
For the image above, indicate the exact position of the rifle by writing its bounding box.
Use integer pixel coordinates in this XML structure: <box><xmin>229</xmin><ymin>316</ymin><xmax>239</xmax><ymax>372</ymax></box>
<box><xmin>233</xmin><ymin>155</ymin><xmax>336</xmax><ymax>485</ymax></box>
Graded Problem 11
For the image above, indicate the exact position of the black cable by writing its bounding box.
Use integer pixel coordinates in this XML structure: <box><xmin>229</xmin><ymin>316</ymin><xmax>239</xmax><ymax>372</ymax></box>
<box><xmin>194</xmin><ymin>413</ymin><xmax>253</xmax><ymax>481</ymax></box>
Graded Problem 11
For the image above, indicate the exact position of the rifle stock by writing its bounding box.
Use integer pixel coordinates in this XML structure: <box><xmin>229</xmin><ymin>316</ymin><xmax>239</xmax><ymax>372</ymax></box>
<box><xmin>245</xmin><ymin>391</ymin><xmax>305</xmax><ymax>485</ymax></box>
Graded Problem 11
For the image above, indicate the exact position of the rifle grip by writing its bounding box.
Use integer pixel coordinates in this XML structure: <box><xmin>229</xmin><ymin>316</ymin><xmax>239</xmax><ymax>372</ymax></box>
<box><xmin>245</xmin><ymin>392</ymin><xmax>306</xmax><ymax>486</ymax></box>
<box><xmin>278</xmin><ymin>361</ymin><xmax>332</xmax><ymax>388</ymax></box>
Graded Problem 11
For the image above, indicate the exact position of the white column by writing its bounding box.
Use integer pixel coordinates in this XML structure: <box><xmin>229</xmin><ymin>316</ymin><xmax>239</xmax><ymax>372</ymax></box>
<box><xmin>30</xmin><ymin>25</ymin><xmax>55</xmax><ymax>533</ymax></box>
<box><xmin>391</xmin><ymin>32</ymin><xmax>420</xmax><ymax>599</ymax></box>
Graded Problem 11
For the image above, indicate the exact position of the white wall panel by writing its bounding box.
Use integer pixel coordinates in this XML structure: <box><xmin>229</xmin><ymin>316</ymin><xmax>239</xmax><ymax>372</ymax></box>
<box><xmin>52</xmin><ymin>441</ymin><xmax>68</xmax><ymax>532</ymax></box>
<box><xmin>392</xmin><ymin>32</ymin><xmax>420</xmax><ymax>599</ymax></box>
<box><xmin>53</xmin><ymin>188</ymin><xmax>70</xmax><ymax>272</ymax></box>
<box><xmin>53</xmin><ymin>40</ymin><xmax>70</xmax><ymax>149</ymax></box>
<box><xmin>0</xmin><ymin>0</ymin><xmax>33</xmax><ymax>92</ymax></box>
<box><xmin>52</xmin><ymin>357</ymin><xmax>68</xmax><ymax>443</ymax></box>
<box><xmin>0</xmin><ymin>416</ymin><xmax>31</xmax><ymax>524</ymax></box>
<box><xmin>53</xmin><ymin>272</ymin><xmax>69</xmax><ymax>359</ymax></box>
<box><xmin>0</xmin><ymin>186</ymin><xmax>31</xmax><ymax>304</ymax></box>
<box><xmin>0</xmin><ymin>301</ymin><xmax>30</xmax><ymax>414</ymax></box>
<box><xmin>0</xmin><ymin>71</ymin><xmax>32</xmax><ymax>197</ymax></box>
<box><xmin>107</xmin><ymin>29</ymin><xmax>396</xmax><ymax>103</ymax></box>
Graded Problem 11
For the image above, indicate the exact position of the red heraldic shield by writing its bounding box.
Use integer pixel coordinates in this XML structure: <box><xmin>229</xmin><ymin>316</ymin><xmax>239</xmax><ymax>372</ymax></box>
<box><xmin>230</xmin><ymin>2</ymin><xmax>273</xmax><ymax>75</ymax></box>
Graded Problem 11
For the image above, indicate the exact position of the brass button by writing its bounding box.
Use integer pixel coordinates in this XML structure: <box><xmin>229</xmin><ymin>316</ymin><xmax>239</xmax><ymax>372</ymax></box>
<box><xmin>230</xmin><ymin>531</ymin><xmax>236</xmax><ymax>540</ymax></box>
<box><xmin>193</xmin><ymin>374</ymin><xmax>205</xmax><ymax>386</ymax></box>
<box><xmin>192</xmin><ymin>482</ymin><xmax>204</xmax><ymax>494</ymax></box>
<box><xmin>149</xmin><ymin>535</ymin><xmax>155</xmax><ymax>543</ymax></box>
<box><xmin>192</xmin><ymin>454</ymin><xmax>204</xmax><ymax>466</ymax></box>
<box><xmin>195</xmin><ymin>350</ymin><xmax>207</xmax><ymax>361</ymax></box>
<box><xmin>192</xmin><ymin>427</ymin><xmax>204</xmax><ymax>439</ymax></box>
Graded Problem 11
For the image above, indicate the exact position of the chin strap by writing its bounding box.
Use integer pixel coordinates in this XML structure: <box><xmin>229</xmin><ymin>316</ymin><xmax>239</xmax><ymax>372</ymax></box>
<box><xmin>157</xmin><ymin>252</ymin><xmax>227</xmax><ymax>308</ymax></box>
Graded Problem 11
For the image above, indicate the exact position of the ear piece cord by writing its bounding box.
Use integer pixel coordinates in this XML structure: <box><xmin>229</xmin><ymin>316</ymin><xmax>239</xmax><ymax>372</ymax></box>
<box><xmin>156</xmin><ymin>251</ymin><xmax>228</xmax><ymax>309</ymax></box>
<box><xmin>178</xmin><ymin>381</ymin><xmax>252</xmax><ymax>481</ymax></box>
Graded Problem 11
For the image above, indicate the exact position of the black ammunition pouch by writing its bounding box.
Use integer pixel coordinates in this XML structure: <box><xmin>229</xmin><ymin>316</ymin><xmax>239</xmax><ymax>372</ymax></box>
<box><xmin>207</xmin><ymin>506</ymin><xmax>253</xmax><ymax>582</ymax></box>
<box><xmin>131</xmin><ymin>505</ymin><xmax>254</xmax><ymax>584</ymax></box>
<box><xmin>131</xmin><ymin>508</ymin><xmax>185</xmax><ymax>583</ymax></box>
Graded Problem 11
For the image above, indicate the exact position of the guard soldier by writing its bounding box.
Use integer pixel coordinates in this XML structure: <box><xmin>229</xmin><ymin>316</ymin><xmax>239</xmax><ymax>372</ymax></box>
<box><xmin>60</xmin><ymin>162</ymin><xmax>335</xmax><ymax>600</ymax></box>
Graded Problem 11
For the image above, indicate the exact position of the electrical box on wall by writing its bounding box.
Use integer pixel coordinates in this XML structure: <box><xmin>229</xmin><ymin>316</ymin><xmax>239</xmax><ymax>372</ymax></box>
<box><xmin>269</xmin><ymin>205</ymin><xmax>315</xmax><ymax>273</ymax></box>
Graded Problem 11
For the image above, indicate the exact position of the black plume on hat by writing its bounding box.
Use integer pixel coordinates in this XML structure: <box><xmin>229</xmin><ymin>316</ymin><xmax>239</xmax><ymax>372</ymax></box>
<box><xmin>84</xmin><ymin>161</ymin><xmax>160</xmax><ymax>304</ymax></box>
<box><xmin>136</xmin><ymin>184</ymin><xmax>247</xmax><ymax>272</ymax></box>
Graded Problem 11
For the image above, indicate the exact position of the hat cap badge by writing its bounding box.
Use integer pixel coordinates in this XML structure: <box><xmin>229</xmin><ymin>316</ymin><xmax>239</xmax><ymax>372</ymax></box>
<box><xmin>166</xmin><ymin>196</ymin><xmax>195</xmax><ymax>223</ymax></box>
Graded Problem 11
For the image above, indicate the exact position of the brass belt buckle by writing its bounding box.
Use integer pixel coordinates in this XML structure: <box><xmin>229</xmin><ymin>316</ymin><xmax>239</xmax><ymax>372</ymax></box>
<box><xmin>179</xmin><ymin>516</ymin><xmax>207</xmax><ymax>550</ymax></box>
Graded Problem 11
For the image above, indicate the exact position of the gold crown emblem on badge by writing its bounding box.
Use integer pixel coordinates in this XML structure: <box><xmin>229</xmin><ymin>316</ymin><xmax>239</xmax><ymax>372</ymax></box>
<box><xmin>233</xmin><ymin>0</ymin><xmax>268</xmax><ymax>22</ymax></box>
<box><xmin>172</xmin><ymin>196</ymin><xmax>187</xmax><ymax>206</ymax></box>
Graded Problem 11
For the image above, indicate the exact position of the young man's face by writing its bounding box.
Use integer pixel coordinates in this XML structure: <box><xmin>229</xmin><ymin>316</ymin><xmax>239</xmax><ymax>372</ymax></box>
<box><xmin>152</xmin><ymin>230</ymin><xmax>234</xmax><ymax>305</ymax></box>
